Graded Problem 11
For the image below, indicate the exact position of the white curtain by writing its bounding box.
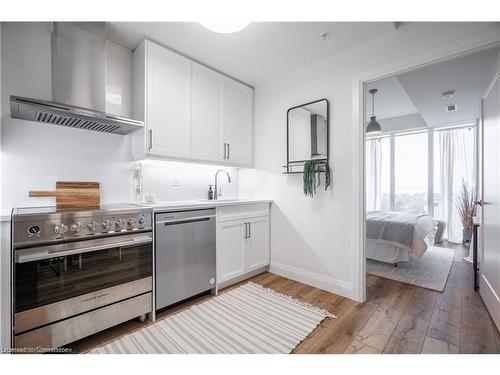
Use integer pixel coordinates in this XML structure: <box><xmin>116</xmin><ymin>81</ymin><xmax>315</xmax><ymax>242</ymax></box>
<box><xmin>439</xmin><ymin>127</ymin><xmax>476</xmax><ymax>243</ymax></box>
<box><xmin>366</xmin><ymin>139</ymin><xmax>382</xmax><ymax>211</ymax></box>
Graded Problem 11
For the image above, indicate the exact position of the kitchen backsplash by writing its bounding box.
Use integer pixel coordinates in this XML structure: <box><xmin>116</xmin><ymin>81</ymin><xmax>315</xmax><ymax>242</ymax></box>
<box><xmin>0</xmin><ymin>117</ymin><xmax>238</xmax><ymax>209</ymax></box>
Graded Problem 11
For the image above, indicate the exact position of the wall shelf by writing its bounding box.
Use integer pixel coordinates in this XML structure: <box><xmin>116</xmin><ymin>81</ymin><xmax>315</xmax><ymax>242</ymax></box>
<box><xmin>282</xmin><ymin>161</ymin><xmax>328</xmax><ymax>175</ymax></box>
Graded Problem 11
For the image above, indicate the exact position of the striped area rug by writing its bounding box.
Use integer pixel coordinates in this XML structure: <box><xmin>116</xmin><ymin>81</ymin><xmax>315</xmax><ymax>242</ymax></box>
<box><xmin>90</xmin><ymin>282</ymin><xmax>335</xmax><ymax>354</ymax></box>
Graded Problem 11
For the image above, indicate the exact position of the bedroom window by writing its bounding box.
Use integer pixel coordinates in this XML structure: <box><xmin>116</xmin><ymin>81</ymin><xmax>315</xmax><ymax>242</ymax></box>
<box><xmin>394</xmin><ymin>132</ymin><xmax>428</xmax><ymax>212</ymax></box>
<box><xmin>366</xmin><ymin>123</ymin><xmax>477</xmax><ymax>242</ymax></box>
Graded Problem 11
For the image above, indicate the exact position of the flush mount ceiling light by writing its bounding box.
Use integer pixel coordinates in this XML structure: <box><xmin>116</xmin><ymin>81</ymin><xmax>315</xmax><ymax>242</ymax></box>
<box><xmin>442</xmin><ymin>90</ymin><xmax>456</xmax><ymax>99</ymax></box>
<box><xmin>199</xmin><ymin>21</ymin><xmax>250</xmax><ymax>34</ymax></box>
<box><xmin>366</xmin><ymin>88</ymin><xmax>382</xmax><ymax>135</ymax></box>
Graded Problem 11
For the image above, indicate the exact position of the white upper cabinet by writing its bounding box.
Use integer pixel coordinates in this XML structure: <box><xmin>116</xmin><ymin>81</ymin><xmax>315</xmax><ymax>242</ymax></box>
<box><xmin>132</xmin><ymin>40</ymin><xmax>253</xmax><ymax>166</ymax></box>
<box><xmin>225</xmin><ymin>78</ymin><xmax>253</xmax><ymax>166</ymax></box>
<box><xmin>133</xmin><ymin>40</ymin><xmax>191</xmax><ymax>159</ymax></box>
<box><xmin>191</xmin><ymin>63</ymin><xmax>225</xmax><ymax>162</ymax></box>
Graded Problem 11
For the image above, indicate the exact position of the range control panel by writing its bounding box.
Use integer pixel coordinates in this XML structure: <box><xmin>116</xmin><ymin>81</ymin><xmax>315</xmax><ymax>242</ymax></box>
<box><xmin>14</xmin><ymin>210</ymin><xmax>152</xmax><ymax>248</ymax></box>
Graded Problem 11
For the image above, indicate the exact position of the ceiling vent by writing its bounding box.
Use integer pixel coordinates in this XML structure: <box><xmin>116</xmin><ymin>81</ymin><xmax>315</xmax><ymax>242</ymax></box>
<box><xmin>445</xmin><ymin>104</ymin><xmax>458</xmax><ymax>112</ymax></box>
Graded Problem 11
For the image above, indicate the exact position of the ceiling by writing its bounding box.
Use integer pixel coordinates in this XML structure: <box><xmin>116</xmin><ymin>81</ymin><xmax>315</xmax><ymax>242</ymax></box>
<box><xmin>365</xmin><ymin>77</ymin><xmax>418</xmax><ymax>121</ymax></box>
<box><xmin>106</xmin><ymin>22</ymin><xmax>397</xmax><ymax>86</ymax></box>
<box><xmin>365</xmin><ymin>46</ymin><xmax>500</xmax><ymax>131</ymax></box>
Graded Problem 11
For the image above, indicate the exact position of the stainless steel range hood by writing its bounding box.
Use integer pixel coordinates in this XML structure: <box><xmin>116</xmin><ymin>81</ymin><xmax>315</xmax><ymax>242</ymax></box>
<box><xmin>10</xmin><ymin>23</ymin><xmax>143</xmax><ymax>135</ymax></box>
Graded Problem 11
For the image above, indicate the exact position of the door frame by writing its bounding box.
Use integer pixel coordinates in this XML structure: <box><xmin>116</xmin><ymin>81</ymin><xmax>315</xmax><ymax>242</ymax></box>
<box><xmin>479</xmin><ymin>69</ymin><xmax>500</xmax><ymax>331</ymax></box>
<box><xmin>351</xmin><ymin>32</ymin><xmax>500</xmax><ymax>302</ymax></box>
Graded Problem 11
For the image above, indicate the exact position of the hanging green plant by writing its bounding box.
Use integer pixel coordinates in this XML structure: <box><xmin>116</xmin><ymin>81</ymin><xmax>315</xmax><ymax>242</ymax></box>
<box><xmin>303</xmin><ymin>160</ymin><xmax>331</xmax><ymax>197</ymax></box>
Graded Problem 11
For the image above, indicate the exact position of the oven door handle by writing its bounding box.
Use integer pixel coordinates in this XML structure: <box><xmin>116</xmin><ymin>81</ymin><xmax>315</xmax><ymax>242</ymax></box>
<box><xmin>15</xmin><ymin>233</ymin><xmax>152</xmax><ymax>263</ymax></box>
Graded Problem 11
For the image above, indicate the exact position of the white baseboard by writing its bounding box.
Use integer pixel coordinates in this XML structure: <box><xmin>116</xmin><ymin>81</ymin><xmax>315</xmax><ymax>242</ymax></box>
<box><xmin>269</xmin><ymin>262</ymin><xmax>353</xmax><ymax>299</ymax></box>
<box><xmin>216</xmin><ymin>266</ymin><xmax>269</xmax><ymax>291</ymax></box>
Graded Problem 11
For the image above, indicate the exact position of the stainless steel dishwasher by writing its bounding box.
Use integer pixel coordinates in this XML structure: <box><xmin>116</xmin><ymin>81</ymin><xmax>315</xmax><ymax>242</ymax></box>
<box><xmin>155</xmin><ymin>208</ymin><xmax>216</xmax><ymax>310</ymax></box>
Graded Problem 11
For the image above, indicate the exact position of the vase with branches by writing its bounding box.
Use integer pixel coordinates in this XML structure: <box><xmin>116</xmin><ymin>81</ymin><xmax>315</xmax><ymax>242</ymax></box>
<box><xmin>456</xmin><ymin>179</ymin><xmax>476</xmax><ymax>244</ymax></box>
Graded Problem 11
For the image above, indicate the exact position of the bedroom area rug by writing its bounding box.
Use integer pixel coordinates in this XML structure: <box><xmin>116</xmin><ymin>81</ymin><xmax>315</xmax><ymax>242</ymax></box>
<box><xmin>89</xmin><ymin>282</ymin><xmax>335</xmax><ymax>354</ymax></box>
<box><xmin>366</xmin><ymin>246</ymin><xmax>455</xmax><ymax>292</ymax></box>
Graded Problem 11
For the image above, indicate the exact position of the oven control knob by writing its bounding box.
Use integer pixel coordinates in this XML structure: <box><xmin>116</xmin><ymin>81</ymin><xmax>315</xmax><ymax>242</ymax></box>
<box><xmin>71</xmin><ymin>222</ymin><xmax>82</xmax><ymax>233</ymax></box>
<box><xmin>138</xmin><ymin>216</ymin><xmax>145</xmax><ymax>225</ymax></box>
<box><xmin>127</xmin><ymin>218</ymin><xmax>136</xmax><ymax>227</ymax></box>
<box><xmin>87</xmin><ymin>221</ymin><xmax>99</xmax><ymax>232</ymax></box>
<box><xmin>54</xmin><ymin>224</ymin><xmax>68</xmax><ymax>235</ymax></box>
<box><xmin>28</xmin><ymin>225</ymin><xmax>41</xmax><ymax>236</ymax></box>
<box><xmin>115</xmin><ymin>219</ymin><xmax>124</xmax><ymax>230</ymax></box>
<box><xmin>102</xmin><ymin>219</ymin><xmax>111</xmax><ymax>230</ymax></box>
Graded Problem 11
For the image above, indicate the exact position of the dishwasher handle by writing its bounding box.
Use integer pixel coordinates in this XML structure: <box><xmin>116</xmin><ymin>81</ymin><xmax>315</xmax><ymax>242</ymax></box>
<box><xmin>157</xmin><ymin>215</ymin><xmax>215</xmax><ymax>226</ymax></box>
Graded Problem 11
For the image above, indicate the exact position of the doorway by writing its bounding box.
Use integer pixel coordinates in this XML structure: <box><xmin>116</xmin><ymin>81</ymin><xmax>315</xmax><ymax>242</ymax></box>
<box><xmin>353</xmin><ymin>41</ymin><xmax>500</xmax><ymax>301</ymax></box>
<box><xmin>355</xmin><ymin>45</ymin><xmax>500</xmax><ymax>353</ymax></box>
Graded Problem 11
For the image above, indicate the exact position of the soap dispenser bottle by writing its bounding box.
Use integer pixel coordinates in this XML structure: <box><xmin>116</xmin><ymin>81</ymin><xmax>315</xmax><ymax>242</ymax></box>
<box><xmin>208</xmin><ymin>185</ymin><xmax>214</xmax><ymax>200</ymax></box>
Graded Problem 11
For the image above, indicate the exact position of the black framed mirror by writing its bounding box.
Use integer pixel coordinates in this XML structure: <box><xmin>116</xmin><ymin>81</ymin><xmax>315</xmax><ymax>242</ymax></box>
<box><xmin>284</xmin><ymin>98</ymin><xmax>329</xmax><ymax>174</ymax></box>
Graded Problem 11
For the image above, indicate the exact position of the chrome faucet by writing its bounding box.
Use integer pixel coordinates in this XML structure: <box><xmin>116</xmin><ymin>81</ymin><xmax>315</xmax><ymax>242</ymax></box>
<box><xmin>214</xmin><ymin>169</ymin><xmax>231</xmax><ymax>200</ymax></box>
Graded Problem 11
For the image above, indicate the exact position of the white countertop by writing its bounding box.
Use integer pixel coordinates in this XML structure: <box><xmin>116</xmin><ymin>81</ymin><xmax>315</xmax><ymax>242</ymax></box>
<box><xmin>0</xmin><ymin>198</ymin><xmax>272</xmax><ymax>222</ymax></box>
<box><xmin>136</xmin><ymin>198</ymin><xmax>272</xmax><ymax>212</ymax></box>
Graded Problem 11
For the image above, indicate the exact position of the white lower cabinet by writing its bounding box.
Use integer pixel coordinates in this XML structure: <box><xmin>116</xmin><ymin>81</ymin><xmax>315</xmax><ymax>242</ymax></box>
<box><xmin>245</xmin><ymin>216</ymin><xmax>270</xmax><ymax>272</ymax></box>
<box><xmin>217</xmin><ymin>220</ymin><xmax>247</xmax><ymax>283</ymax></box>
<box><xmin>217</xmin><ymin>205</ymin><xmax>270</xmax><ymax>286</ymax></box>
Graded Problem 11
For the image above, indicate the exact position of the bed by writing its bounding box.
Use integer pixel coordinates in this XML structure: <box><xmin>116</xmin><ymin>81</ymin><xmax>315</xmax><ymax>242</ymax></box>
<box><xmin>366</xmin><ymin>210</ymin><xmax>436</xmax><ymax>264</ymax></box>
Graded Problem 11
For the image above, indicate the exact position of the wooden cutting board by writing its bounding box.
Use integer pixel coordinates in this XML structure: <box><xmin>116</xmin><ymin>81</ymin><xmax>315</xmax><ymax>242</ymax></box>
<box><xmin>29</xmin><ymin>181</ymin><xmax>100</xmax><ymax>209</ymax></box>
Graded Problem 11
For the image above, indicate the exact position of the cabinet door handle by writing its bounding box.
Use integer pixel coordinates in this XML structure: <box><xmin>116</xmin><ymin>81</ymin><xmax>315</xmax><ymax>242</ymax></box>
<box><xmin>248</xmin><ymin>222</ymin><xmax>251</xmax><ymax>239</ymax></box>
<box><xmin>244</xmin><ymin>222</ymin><xmax>249</xmax><ymax>239</ymax></box>
<box><xmin>148</xmin><ymin>129</ymin><xmax>153</xmax><ymax>150</ymax></box>
<box><xmin>223</xmin><ymin>143</ymin><xmax>227</xmax><ymax>159</ymax></box>
<box><xmin>227</xmin><ymin>143</ymin><xmax>230</xmax><ymax>159</ymax></box>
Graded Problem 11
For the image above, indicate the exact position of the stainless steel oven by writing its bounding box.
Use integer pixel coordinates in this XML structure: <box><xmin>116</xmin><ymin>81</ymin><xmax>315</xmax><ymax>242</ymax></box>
<box><xmin>12</xmin><ymin>204</ymin><xmax>153</xmax><ymax>350</ymax></box>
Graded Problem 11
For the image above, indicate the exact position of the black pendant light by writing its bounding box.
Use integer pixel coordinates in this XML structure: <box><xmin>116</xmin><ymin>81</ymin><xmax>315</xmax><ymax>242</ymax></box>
<box><xmin>366</xmin><ymin>88</ymin><xmax>382</xmax><ymax>135</ymax></box>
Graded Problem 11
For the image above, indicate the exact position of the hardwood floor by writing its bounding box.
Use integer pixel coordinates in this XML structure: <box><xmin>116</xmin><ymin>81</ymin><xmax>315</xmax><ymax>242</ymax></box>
<box><xmin>67</xmin><ymin>242</ymin><xmax>500</xmax><ymax>354</ymax></box>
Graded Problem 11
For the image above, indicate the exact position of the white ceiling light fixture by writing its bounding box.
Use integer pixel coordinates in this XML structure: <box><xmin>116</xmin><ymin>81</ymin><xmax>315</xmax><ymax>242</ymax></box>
<box><xmin>442</xmin><ymin>90</ymin><xmax>456</xmax><ymax>99</ymax></box>
<box><xmin>199</xmin><ymin>21</ymin><xmax>250</xmax><ymax>34</ymax></box>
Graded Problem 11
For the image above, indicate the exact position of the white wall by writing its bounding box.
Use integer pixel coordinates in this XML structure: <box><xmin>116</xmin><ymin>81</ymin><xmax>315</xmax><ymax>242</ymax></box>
<box><xmin>239</xmin><ymin>22</ymin><xmax>500</xmax><ymax>299</ymax></box>
<box><xmin>0</xmin><ymin>22</ymin><xmax>238</xmax><ymax>211</ymax></box>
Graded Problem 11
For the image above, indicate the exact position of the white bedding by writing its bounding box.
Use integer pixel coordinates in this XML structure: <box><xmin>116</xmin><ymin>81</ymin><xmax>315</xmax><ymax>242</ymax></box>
<box><xmin>366</xmin><ymin>211</ymin><xmax>435</xmax><ymax>263</ymax></box>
